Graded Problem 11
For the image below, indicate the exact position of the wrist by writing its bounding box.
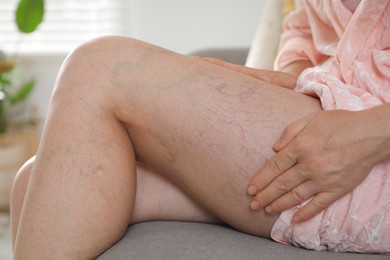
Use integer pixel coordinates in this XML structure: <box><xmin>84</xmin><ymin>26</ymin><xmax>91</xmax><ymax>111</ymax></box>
<box><xmin>363</xmin><ymin>104</ymin><xmax>390</xmax><ymax>163</ymax></box>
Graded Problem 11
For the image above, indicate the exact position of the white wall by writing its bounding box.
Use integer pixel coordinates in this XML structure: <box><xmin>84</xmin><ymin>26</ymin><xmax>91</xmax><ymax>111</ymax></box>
<box><xmin>18</xmin><ymin>0</ymin><xmax>266</xmax><ymax>129</ymax></box>
<box><xmin>127</xmin><ymin>0</ymin><xmax>266</xmax><ymax>54</ymax></box>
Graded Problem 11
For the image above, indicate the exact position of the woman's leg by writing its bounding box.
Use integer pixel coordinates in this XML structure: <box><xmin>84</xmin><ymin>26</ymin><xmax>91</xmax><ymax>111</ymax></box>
<box><xmin>10</xmin><ymin>157</ymin><xmax>220</xmax><ymax>246</ymax></box>
<box><xmin>13</xmin><ymin>36</ymin><xmax>321</xmax><ymax>259</ymax></box>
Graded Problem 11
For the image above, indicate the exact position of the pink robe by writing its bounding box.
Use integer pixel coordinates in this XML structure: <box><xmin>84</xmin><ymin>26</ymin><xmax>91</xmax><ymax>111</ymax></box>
<box><xmin>271</xmin><ymin>0</ymin><xmax>390</xmax><ymax>253</ymax></box>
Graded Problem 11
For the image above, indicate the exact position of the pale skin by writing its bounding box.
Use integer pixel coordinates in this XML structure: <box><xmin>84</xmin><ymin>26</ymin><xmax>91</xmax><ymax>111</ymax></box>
<box><xmin>11</xmin><ymin>36</ymin><xmax>389</xmax><ymax>258</ymax></box>
<box><xmin>248</xmin><ymin>104</ymin><xmax>390</xmax><ymax>223</ymax></box>
<box><xmin>11</xmin><ymin>36</ymin><xmax>321</xmax><ymax>259</ymax></box>
<box><xmin>204</xmin><ymin>57</ymin><xmax>390</xmax><ymax>223</ymax></box>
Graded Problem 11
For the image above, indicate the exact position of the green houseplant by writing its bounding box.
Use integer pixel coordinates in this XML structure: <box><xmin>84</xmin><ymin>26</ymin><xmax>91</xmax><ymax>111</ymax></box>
<box><xmin>0</xmin><ymin>0</ymin><xmax>45</xmax><ymax>211</ymax></box>
<box><xmin>0</xmin><ymin>0</ymin><xmax>45</xmax><ymax>133</ymax></box>
<box><xmin>0</xmin><ymin>53</ymin><xmax>35</xmax><ymax>133</ymax></box>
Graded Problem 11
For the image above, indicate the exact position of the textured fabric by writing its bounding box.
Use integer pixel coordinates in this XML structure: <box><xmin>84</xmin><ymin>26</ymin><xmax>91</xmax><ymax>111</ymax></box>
<box><xmin>272</xmin><ymin>0</ymin><xmax>390</xmax><ymax>253</ymax></box>
<box><xmin>97</xmin><ymin>221</ymin><xmax>388</xmax><ymax>260</ymax></box>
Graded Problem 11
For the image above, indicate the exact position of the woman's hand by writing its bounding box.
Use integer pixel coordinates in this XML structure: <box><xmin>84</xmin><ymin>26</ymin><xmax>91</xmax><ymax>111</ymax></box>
<box><xmin>247</xmin><ymin>106</ymin><xmax>390</xmax><ymax>223</ymax></box>
<box><xmin>196</xmin><ymin>57</ymin><xmax>298</xmax><ymax>89</ymax></box>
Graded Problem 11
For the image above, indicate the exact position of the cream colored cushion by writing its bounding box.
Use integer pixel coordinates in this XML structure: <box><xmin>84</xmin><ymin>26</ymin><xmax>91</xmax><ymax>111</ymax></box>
<box><xmin>245</xmin><ymin>0</ymin><xmax>286</xmax><ymax>69</ymax></box>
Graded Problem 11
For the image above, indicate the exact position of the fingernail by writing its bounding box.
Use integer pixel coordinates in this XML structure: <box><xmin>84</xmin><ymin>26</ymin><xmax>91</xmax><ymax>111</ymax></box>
<box><xmin>292</xmin><ymin>215</ymin><xmax>301</xmax><ymax>224</ymax></box>
<box><xmin>273</xmin><ymin>139</ymin><xmax>282</xmax><ymax>150</ymax></box>
<box><xmin>247</xmin><ymin>185</ymin><xmax>258</xmax><ymax>196</ymax></box>
<box><xmin>265</xmin><ymin>206</ymin><xmax>274</xmax><ymax>214</ymax></box>
<box><xmin>191</xmin><ymin>56</ymin><xmax>203</xmax><ymax>60</ymax></box>
<box><xmin>250</xmin><ymin>200</ymin><xmax>261</xmax><ymax>210</ymax></box>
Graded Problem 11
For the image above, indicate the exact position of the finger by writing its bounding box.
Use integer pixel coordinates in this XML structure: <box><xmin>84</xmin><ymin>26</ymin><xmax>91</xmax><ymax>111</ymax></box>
<box><xmin>201</xmin><ymin>58</ymin><xmax>297</xmax><ymax>88</ymax></box>
<box><xmin>203</xmin><ymin>57</ymin><xmax>265</xmax><ymax>78</ymax></box>
<box><xmin>226</xmin><ymin>66</ymin><xmax>297</xmax><ymax>89</ymax></box>
<box><xmin>263</xmin><ymin>71</ymin><xmax>297</xmax><ymax>89</ymax></box>
<box><xmin>292</xmin><ymin>192</ymin><xmax>339</xmax><ymax>223</ymax></box>
<box><xmin>229</xmin><ymin>66</ymin><xmax>296</xmax><ymax>89</ymax></box>
<box><xmin>191</xmin><ymin>56</ymin><xmax>231</xmax><ymax>67</ymax></box>
<box><xmin>250</xmin><ymin>165</ymin><xmax>308</xmax><ymax>210</ymax></box>
<box><xmin>273</xmin><ymin>112</ymin><xmax>318</xmax><ymax>152</ymax></box>
<box><xmin>201</xmin><ymin>57</ymin><xmax>243</xmax><ymax>72</ymax></box>
<box><xmin>264</xmin><ymin>180</ymin><xmax>319</xmax><ymax>214</ymax></box>
<box><xmin>201</xmin><ymin>57</ymin><xmax>230</xmax><ymax>67</ymax></box>
<box><xmin>191</xmin><ymin>55</ymin><xmax>203</xmax><ymax>60</ymax></box>
<box><xmin>248</xmin><ymin>148</ymin><xmax>297</xmax><ymax>198</ymax></box>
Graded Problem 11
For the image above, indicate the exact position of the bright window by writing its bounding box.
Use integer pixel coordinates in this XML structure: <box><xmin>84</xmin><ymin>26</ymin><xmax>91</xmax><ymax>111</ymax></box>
<box><xmin>0</xmin><ymin>0</ymin><xmax>127</xmax><ymax>54</ymax></box>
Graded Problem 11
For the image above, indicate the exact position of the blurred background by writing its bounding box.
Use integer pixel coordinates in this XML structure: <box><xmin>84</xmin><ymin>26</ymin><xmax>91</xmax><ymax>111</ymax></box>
<box><xmin>0</xmin><ymin>1</ymin><xmax>272</xmax><ymax>259</ymax></box>
<box><xmin>0</xmin><ymin>0</ymin><xmax>266</xmax><ymax>122</ymax></box>
<box><xmin>0</xmin><ymin>2</ymin><xmax>267</xmax><ymax>258</ymax></box>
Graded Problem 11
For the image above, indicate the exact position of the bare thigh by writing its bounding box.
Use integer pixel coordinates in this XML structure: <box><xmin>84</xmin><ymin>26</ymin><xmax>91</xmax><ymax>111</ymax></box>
<box><xmin>97</xmin><ymin>37</ymin><xmax>322</xmax><ymax>237</ymax></box>
<box><xmin>11</xmin><ymin>157</ymin><xmax>219</xmax><ymax>241</ymax></box>
<box><xmin>132</xmin><ymin>163</ymin><xmax>220</xmax><ymax>224</ymax></box>
<box><xmin>12</xmin><ymin>37</ymin><xmax>322</xmax><ymax>259</ymax></box>
<box><xmin>16</xmin><ymin>37</ymin><xmax>320</xmax><ymax>245</ymax></box>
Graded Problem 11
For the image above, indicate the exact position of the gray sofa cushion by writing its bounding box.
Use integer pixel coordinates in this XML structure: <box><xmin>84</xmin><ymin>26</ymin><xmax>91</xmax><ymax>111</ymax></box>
<box><xmin>98</xmin><ymin>221</ymin><xmax>388</xmax><ymax>260</ymax></box>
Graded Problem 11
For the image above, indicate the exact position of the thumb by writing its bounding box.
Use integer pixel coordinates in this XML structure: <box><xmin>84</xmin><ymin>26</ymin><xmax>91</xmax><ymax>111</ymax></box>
<box><xmin>273</xmin><ymin>112</ymin><xmax>317</xmax><ymax>151</ymax></box>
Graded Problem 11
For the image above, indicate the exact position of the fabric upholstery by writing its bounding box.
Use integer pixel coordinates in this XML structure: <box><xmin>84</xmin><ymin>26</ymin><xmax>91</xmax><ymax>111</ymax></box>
<box><xmin>98</xmin><ymin>221</ymin><xmax>388</xmax><ymax>259</ymax></box>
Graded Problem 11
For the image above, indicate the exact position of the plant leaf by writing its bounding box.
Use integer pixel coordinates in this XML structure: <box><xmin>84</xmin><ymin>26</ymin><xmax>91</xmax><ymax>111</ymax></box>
<box><xmin>9</xmin><ymin>79</ymin><xmax>35</xmax><ymax>105</ymax></box>
<box><xmin>0</xmin><ymin>76</ymin><xmax>12</xmax><ymax>87</ymax></box>
<box><xmin>15</xmin><ymin>0</ymin><xmax>45</xmax><ymax>33</ymax></box>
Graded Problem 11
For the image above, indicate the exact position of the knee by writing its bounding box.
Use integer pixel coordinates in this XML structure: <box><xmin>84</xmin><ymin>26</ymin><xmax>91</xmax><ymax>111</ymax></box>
<box><xmin>52</xmin><ymin>36</ymin><xmax>148</xmax><ymax>104</ymax></box>
<box><xmin>11</xmin><ymin>156</ymin><xmax>35</xmax><ymax>207</ymax></box>
<box><xmin>60</xmin><ymin>36</ymin><xmax>148</xmax><ymax>79</ymax></box>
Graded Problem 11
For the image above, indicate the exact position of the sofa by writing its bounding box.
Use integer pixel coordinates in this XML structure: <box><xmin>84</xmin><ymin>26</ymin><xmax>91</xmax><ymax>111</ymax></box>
<box><xmin>98</xmin><ymin>221</ymin><xmax>387</xmax><ymax>260</ymax></box>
